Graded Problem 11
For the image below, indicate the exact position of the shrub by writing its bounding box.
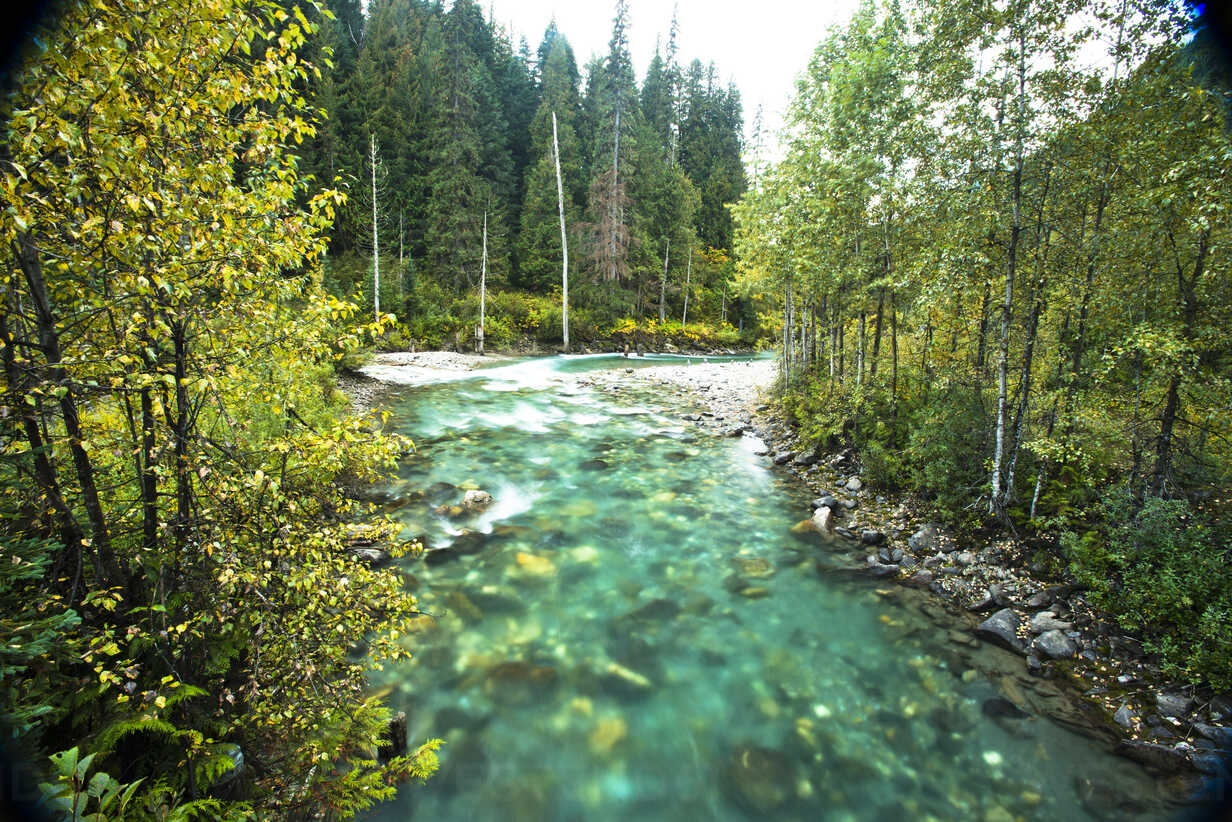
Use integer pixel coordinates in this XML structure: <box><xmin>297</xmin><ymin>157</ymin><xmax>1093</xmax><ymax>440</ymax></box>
<box><xmin>1065</xmin><ymin>492</ymin><xmax>1232</xmax><ymax>689</ymax></box>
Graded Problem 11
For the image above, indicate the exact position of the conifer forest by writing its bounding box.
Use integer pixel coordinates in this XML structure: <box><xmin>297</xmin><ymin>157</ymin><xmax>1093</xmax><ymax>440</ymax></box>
<box><xmin>1</xmin><ymin>0</ymin><xmax>1231</xmax><ymax>819</ymax></box>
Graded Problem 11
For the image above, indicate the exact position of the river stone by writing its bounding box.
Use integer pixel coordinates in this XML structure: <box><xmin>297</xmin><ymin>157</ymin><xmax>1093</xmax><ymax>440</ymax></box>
<box><xmin>599</xmin><ymin>661</ymin><xmax>655</xmax><ymax>698</ymax></box>
<box><xmin>461</xmin><ymin>488</ymin><xmax>493</xmax><ymax>512</ymax></box>
<box><xmin>1156</xmin><ymin>692</ymin><xmax>1194</xmax><ymax>718</ymax></box>
<box><xmin>724</xmin><ymin>424</ymin><xmax>749</xmax><ymax>437</ymax></box>
<box><xmin>793</xmin><ymin>451</ymin><xmax>819</xmax><ymax>466</ymax></box>
<box><xmin>976</xmin><ymin>609</ymin><xmax>1025</xmax><ymax>653</ymax></box>
<box><xmin>1114</xmin><ymin>740</ymin><xmax>1190</xmax><ymax>773</ymax></box>
<box><xmin>347</xmin><ymin>547</ymin><xmax>392</xmax><ymax>568</ymax></box>
<box><xmin>908</xmin><ymin>524</ymin><xmax>940</xmax><ymax>553</ymax></box>
<box><xmin>772</xmin><ymin>451</ymin><xmax>794</xmax><ymax>465</ymax></box>
<box><xmin>731</xmin><ymin>556</ymin><xmax>775</xmax><ymax>578</ymax></box>
<box><xmin>512</xmin><ymin>552</ymin><xmax>556</xmax><ymax>578</ymax></box>
<box><xmin>579</xmin><ymin>458</ymin><xmax>610</xmax><ymax>471</ymax></box>
<box><xmin>1029</xmin><ymin>611</ymin><xmax>1073</xmax><ymax>634</ymax></box>
<box><xmin>845</xmin><ymin>476</ymin><xmax>863</xmax><ymax>492</ymax></box>
<box><xmin>906</xmin><ymin>570</ymin><xmax>934</xmax><ymax>588</ymax></box>
<box><xmin>1032</xmin><ymin>629</ymin><xmax>1077</xmax><ymax>659</ymax></box>
<box><xmin>861</xmin><ymin>529</ymin><xmax>885</xmax><ymax>546</ymax></box>
<box><xmin>812</xmin><ymin>506</ymin><xmax>835</xmax><ymax>534</ymax></box>
<box><xmin>721</xmin><ymin>744</ymin><xmax>795</xmax><ymax>813</ymax></box>
<box><xmin>956</xmin><ymin>551</ymin><xmax>975</xmax><ymax>566</ymax></box>
<box><xmin>467</xmin><ymin>585</ymin><xmax>525</xmax><ymax>615</ymax></box>
<box><xmin>1192</xmin><ymin>722</ymin><xmax>1232</xmax><ymax>749</ymax></box>
<box><xmin>485</xmin><ymin>661</ymin><xmax>558</xmax><ymax>705</ymax></box>
<box><xmin>865</xmin><ymin>557</ymin><xmax>899</xmax><ymax>578</ymax></box>
<box><xmin>1114</xmin><ymin>702</ymin><xmax>1135</xmax><ymax>728</ymax></box>
<box><xmin>812</xmin><ymin>495</ymin><xmax>841</xmax><ymax>511</ymax></box>
<box><xmin>623</xmin><ymin>598</ymin><xmax>682</xmax><ymax>622</ymax></box>
<box><xmin>452</xmin><ymin>529</ymin><xmax>488</xmax><ymax>555</ymax></box>
<box><xmin>444</xmin><ymin>590</ymin><xmax>483</xmax><ymax>624</ymax></box>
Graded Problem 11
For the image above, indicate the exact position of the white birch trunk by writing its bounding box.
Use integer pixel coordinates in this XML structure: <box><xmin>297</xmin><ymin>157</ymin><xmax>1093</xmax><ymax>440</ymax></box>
<box><xmin>371</xmin><ymin>132</ymin><xmax>379</xmax><ymax>318</ymax></box>
<box><xmin>681</xmin><ymin>245</ymin><xmax>692</xmax><ymax>325</ymax></box>
<box><xmin>553</xmin><ymin>112</ymin><xmax>569</xmax><ymax>350</ymax></box>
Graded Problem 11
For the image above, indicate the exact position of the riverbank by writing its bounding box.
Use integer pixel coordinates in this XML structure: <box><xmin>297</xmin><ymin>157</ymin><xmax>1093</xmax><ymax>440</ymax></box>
<box><xmin>610</xmin><ymin>355</ymin><xmax>1230</xmax><ymax>803</ymax></box>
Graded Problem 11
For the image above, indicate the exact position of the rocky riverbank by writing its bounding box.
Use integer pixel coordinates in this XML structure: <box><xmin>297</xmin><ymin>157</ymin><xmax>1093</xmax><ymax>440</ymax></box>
<box><xmin>610</xmin><ymin>355</ymin><xmax>1231</xmax><ymax>807</ymax></box>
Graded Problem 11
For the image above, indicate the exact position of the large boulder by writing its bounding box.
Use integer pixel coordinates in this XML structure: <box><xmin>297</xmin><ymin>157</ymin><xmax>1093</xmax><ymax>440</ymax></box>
<box><xmin>976</xmin><ymin>608</ymin><xmax>1025</xmax><ymax>653</ymax></box>
<box><xmin>461</xmin><ymin>489</ymin><xmax>494</xmax><ymax>512</ymax></box>
<box><xmin>812</xmin><ymin>506</ymin><xmax>835</xmax><ymax>534</ymax></box>
<box><xmin>1156</xmin><ymin>692</ymin><xmax>1194</xmax><ymax>718</ymax></box>
<box><xmin>1032</xmin><ymin>629</ymin><xmax>1077</xmax><ymax>659</ymax></box>
<box><xmin>908</xmin><ymin>523</ymin><xmax>940</xmax><ymax>553</ymax></box>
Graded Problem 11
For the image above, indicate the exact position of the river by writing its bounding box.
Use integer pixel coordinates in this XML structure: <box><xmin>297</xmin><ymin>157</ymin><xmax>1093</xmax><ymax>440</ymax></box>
<box><xmin>364</xmin><ymin>353</ymin><xmax>1168</xmax><ymax>821</ymax></box>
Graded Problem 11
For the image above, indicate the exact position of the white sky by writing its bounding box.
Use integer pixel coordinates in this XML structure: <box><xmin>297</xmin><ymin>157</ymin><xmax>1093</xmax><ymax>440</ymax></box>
<box><xmin>487</xmin><ymin>0</ymin><xmax>862</xmax><ymax>150</ymax></box>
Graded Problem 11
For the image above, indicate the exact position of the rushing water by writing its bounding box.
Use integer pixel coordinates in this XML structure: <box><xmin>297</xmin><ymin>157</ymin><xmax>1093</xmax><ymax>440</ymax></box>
<box><xmin>365</xmin><ymin>354</ymin><xmax>1169</xmax><ymax>822</ymax></box>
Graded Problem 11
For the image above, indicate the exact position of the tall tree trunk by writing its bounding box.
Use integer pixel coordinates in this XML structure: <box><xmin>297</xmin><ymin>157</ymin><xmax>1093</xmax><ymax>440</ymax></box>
<box><xmin>370</xmin><ymin>133</ymin><xmax>380</xmax><ymax>318</ymax></box>
<box><xmin>553</xmin><ymin>112</ymin><xmax>569</xmax><ymax>350</ymax></box>
<box><xmin>1152</xmin><ymin>227</ymin><xmax>1208</xmax><ymax>496</ymax></box>
<box><xmin>659</xmin><ymin>238</ymin><xmax>670</xmax><ymax>325</ymax></box>
<box><xmin>891</xmin><ymin>295</ymin><xmax>899</xmax><ymax>411</ymax></box>
<box><xmin>870</xmin><ymin>289</ymin><xmax>885</xmax><ymax>378</ymax></box>
<box><xmin>990</xmin><ymin>23</ymin><xmax>1027</xmax><ymax>522</ymax></box>
<box><xmin>681</xmin><ymin>246</ymin><xmax>692</xmax><ymax>325</ymax></box>
<box><xmin>478</xmin><ymin>208</ymin><xmax>487</xmax><ymax>354</ymax></box>
<box><xmin>856</xmin><ymin>312</ymin><xmax>866</xmax><ymax>387</ymax></box>
<box><xmin>13</xmin><ymin>235</ymin><xmax>122</xmax><ymax>588</ymax></box>
<box><xmin>0</xmin><ymin>294</ymin><xmax>87</xmax><ymax>592</ymax></box>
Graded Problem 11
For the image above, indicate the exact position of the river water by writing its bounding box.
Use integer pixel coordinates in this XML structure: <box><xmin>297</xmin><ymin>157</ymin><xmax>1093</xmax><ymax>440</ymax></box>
<box><xmin>365</xmin><ymin>353</ymin><xmax>1169</xmax><ymax>822</ymax></box>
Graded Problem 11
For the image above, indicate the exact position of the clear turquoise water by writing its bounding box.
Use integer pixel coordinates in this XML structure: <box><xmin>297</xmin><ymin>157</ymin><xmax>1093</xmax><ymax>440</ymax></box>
<box><xmin>366</xmin><ymin>354</ymin><xmax>1163</xmax><ymax>822</ymax></box>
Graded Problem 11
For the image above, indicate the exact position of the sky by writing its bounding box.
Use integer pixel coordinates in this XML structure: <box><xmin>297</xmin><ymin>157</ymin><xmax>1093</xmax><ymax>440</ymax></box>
<box><xmin>485</xmin><ymin>0</ymin><xmax>862</xmax><ymax>151</ymax></box>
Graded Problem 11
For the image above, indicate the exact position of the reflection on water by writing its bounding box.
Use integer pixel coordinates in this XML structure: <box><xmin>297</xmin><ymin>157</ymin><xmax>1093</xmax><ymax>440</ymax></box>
<box><xmin>366</xmin><ymin>354</ymin><xmax>1166</xmax><ymax>822</ymax></box>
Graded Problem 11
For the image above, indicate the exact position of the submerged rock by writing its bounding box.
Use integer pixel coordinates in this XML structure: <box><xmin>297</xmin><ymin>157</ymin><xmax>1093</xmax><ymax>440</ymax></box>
<box><xmin>599</xmin><ymin>661</ymin><xmax>655</xmax><ymax>698</ymax></box>
<box><xmin>721</xmin><ymin>744</ymin><xmax>795</xmax><ymax>813</ymax></box>
<box><xmin>812</xmin><ymin>506</ymin><xmax>835</xmax><ymax>534</ymax></box>
<box><xmin>512</xmin><ymin>552</ymin><xmax>557</xmax><ymax>578</ymax></box>
<box><xmin>588</xmin><ymin>716</ymin><xmax>629</xmax><ymax>754</ymax></box>
<box><xmin>485</xmin><ymin>661</ymin><xmax>558</xmax><ymax>705</ymax></box>
<box><xmin>730</xmin><ymin>556</ymin><xmax>776</xmax><ymax>578</ymax></box>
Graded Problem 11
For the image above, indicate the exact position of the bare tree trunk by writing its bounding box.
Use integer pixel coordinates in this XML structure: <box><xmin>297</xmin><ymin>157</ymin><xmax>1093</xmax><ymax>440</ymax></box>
<box><xmin>371</xmin><ymin>132</ymin><xmax>380</xmax><ymax>318</ymax></box>
<box><xmin>891</xmin><ymin>295</ymin><xmax>898</xmax><ymax>411</ymax></box>
<box><xmin>721</xmin><ymin>283</ymin><xmax>727</xmax><ymax>324</ymax></box>
<box><xmin>681</xmin><ymin>246</ymin><xmax>692</xmax><ymax>325</ymax></box>
<box><xmin>478</xmin><ymin>208</ymin><xmax>487</xmax><ymax>354</ymax></box>
<box><xmin>553</xmin><ymin>112</ymin><xmax>569</xmax><ymax>350</ymax></box>
<box><xmin>990</xmin><ymin>20</ymin><xmax>1027</xmax><ymax>522</ymax></box>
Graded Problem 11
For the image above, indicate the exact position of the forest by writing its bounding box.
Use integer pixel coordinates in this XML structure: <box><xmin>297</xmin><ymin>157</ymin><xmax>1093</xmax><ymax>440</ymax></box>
<box><xmin>733</xmin><ymin>0</ymin><xmax>1232</xmax><ymax>688</ymax></box>
<box><xmin>302</xmin><ymin>0</ymin><xmax>751</xmax><ymax>351</ymax></box>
